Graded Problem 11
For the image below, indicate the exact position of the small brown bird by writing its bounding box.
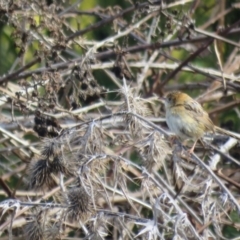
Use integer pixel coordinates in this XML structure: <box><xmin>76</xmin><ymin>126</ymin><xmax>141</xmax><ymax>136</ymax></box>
<box><xmin>163</xmin><ymin>91</ymin><xmax>240</xmax><ymax>153</ymax></box>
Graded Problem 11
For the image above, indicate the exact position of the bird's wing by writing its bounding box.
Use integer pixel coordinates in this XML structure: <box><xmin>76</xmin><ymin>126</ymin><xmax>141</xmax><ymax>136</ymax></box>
<box><xmin>184</xmin><ymin>100</ymin><xmax>214</xmax><ymax>132</ymax></box>
<box><xmin>184</xmin><ymin>100</ymin><xmax>204</xmax><ymax>116</ymax></box>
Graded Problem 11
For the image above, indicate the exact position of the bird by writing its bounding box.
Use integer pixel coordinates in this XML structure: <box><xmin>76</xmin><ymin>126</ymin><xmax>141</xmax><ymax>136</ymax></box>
<box><xmin>163</xmin><ymin>91</ymin><xmax>240</xmax><ymax>153</ymax></box>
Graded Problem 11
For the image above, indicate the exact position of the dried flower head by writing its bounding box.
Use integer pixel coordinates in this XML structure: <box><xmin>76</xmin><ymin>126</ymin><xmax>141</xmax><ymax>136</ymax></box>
<box><xmin>24</xmin><ymin>210</ymin><xmax>49</xmax><ymax>240</ymax></box>
<box><xmin>120</xmin><ymin>86</ymin><xmax>151</xmax><ymax>117</ymax></box>
<box><xmin>120</xmin><ymin>86</ymin><xmax>152</xmax><ymax>137</ymax></box>
<box><xmin>28</xmin><ymin>159</ymin><xmax>57</xmax><ymax>190</ymax></box>
<box><xmin>51</xmin><ymin>155</ymin><xmax>72</xmax><ymax>176</ymax></box>
<box><xmin>65</xmin><ymin>186</ymin><xmax>93</xmax><ymax>222</ymax></box>
<box><xmin>136</xmin><ymin>131</ymin><xmax>170</xmax><ymax>171</ymax></box>
<box><xmin>69</xmin><ymin>67</ymin><xmax>106</xmax><ymax>105</ymax></box>
<box><xmin>41</xmin><ymin>140</ymin><xmax>61</xmax><ymax>158</ymax></box>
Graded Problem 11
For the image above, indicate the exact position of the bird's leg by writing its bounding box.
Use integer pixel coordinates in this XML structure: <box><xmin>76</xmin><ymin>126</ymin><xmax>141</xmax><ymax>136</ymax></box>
<box><xmin>188</xmin><ymin>140</ymin><xmax>198</xmax><ymax>154</ymax></box>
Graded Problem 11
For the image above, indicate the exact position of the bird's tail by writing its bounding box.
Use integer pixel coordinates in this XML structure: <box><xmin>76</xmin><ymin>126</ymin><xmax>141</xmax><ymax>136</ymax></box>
<box><xmin>215</xmin><ymin>126</ymin><xmax>240</xmax><ymax>141</ymax></box>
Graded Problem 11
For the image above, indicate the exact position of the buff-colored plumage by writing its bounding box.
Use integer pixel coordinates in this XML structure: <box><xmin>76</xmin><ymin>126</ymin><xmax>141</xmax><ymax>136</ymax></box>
<box><xmin>164</xmin><ymin>91</ymin><xmax>240</xmax><ymax>152</ymax></box>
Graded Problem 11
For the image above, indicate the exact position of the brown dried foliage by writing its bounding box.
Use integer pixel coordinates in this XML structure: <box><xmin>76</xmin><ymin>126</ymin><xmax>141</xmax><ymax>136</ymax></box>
<box><xmin>0</xmin><ymin>0</ymin><xmax>240</xmax><ymax>239</ymax></box>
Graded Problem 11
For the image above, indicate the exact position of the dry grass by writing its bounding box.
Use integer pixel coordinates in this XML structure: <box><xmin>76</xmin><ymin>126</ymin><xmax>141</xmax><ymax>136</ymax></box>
<box><xmin>0</xmin><ymin>0</ymin><xmax>240</xmax><ymax>239</ymax></box>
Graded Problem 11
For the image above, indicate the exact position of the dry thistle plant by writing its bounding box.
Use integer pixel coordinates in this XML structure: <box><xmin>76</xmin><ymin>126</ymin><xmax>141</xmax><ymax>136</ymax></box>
<box><xmin>1</xmin><ymin>0</ymin><xmax>240</xmax><ymax>239</ymax></box>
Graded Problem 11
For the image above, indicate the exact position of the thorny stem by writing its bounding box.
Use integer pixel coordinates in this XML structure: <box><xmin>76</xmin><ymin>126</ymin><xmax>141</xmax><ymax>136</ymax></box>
<box><xmin>1</xmin><ymin>1</ymin><xmax>240</xmax><ymax>239</ymax></box>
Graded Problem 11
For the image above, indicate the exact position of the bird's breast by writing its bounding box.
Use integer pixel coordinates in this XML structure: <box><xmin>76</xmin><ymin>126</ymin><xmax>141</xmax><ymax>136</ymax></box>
<box><xmin>166</xmin><ymin>107</ymin><xmax>205</xmax><ymax>140</ymax></box>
